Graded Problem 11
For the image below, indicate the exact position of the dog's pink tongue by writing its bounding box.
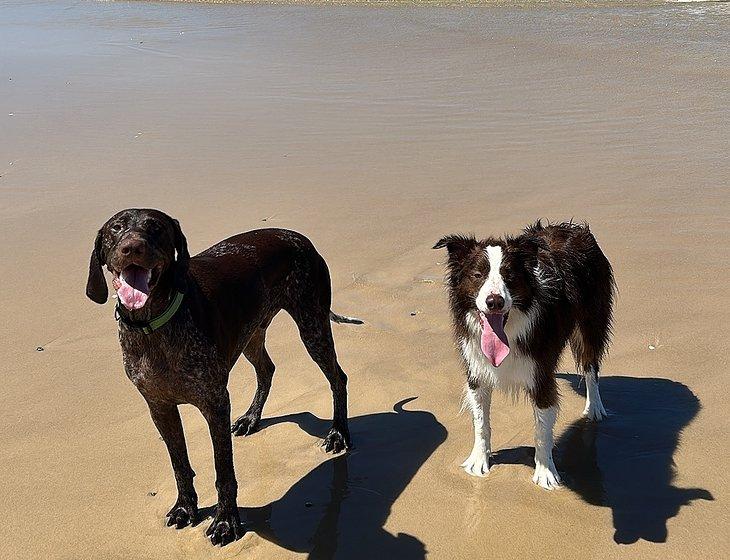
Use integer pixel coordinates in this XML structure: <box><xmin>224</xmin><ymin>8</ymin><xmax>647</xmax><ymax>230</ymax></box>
<box><xmin>480</xmin><ymin>312</ymin><xmax>510</xmax><ymax>367</ymax></box>
<box><xmin>117</xmin><ymin>266</ymin><xmax>150</xmax><ymax>310</ymax></box>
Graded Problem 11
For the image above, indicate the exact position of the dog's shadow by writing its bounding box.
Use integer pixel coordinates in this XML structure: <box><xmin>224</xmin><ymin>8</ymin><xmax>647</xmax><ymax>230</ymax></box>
<box><xmin>209</xmin><ymin>398</ymin><xmax>447</xmax><ymax>558</ymax></box>
<box><xmin>544</xmin><ymin>373</ymin><xmax>712</xmax><ymax>544</ymax></box>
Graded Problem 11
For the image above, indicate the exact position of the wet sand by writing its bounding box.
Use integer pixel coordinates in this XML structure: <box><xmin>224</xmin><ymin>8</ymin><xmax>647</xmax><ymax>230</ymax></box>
<box><xmin>1</xmin><ymin>1</ymin><xmax>728</xmax><ymax>558</ymax></box>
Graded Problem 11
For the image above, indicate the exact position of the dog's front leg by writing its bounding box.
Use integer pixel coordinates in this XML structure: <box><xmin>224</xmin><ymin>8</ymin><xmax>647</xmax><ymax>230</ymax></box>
<box><xmin>462</xmin><ymin>383</ymin><xmax>492</xmax><ymax>477</ymax></box>
<box><xmin>532</xmin><ymin>404</ymin><xmax>561</xmax><ymax>490</ymax></box>
<box><xmin>201</xmin><ymin>392</ymin><xmax>244</xmax><ymax>546</ymax></box>
<box><xmin>147</xmin><ymin>401</ymin><xmax>198</xmax><ymax>528</ymax></box>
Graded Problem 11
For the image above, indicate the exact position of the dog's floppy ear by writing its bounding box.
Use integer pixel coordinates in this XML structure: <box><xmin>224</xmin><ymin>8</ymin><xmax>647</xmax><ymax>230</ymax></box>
<box><xmin>172</xmin><ymin>218</ymin><xmax>190</xmax><ymax>291</ymax></box>
<box><xmin>86</xmin><ymin>228</ymin><xmax>108</xmax><ymax>304</ymax></box>
<box><xmin>433</xmin><ymin>234</ymin><xmax>478</xmax><ymax>262</ymax></box>
<box><xmin>509</xmin><ymin>234</ymin><xmax>549</xmax><ymax>260</ymax></box>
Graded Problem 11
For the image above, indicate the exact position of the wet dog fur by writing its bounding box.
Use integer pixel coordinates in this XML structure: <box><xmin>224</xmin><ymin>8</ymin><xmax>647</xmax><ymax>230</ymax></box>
<box><xmin>434</xmin><ymin>221</ymin><xmax>615</xmax><ymax>489</ymax></box>
<box><xmin>86</xmin><ymin>208</ymin><xmax>359</xmax><ymax>545</ymax></box>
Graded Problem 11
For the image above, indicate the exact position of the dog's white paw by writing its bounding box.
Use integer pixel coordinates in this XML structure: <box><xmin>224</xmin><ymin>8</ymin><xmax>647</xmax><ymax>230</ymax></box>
<box><xmin>461</xmin><ymin>450</ymin><xmax>490</xmax><ymax>477</ymax></box>
<box><xmin>532</xmin><ymin>460</ymin><xmax>561</xmax><ymax>490</ymax></box>
<box><xmin>582</xmin><ymin>400</ymin><xmax>608</xmax><ymax>422</ymax></box>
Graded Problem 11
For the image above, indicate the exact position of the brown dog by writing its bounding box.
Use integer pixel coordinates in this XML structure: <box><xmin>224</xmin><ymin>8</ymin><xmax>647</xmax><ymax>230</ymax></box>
<box><xmin>86</xmin><ymin>208</ymin><xmax>360</xmax><ymax>546</ymax></box>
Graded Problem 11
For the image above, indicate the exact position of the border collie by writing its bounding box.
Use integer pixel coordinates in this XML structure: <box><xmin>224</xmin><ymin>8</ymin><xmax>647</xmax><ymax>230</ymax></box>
<box><xmin>434</xmin><ymin>221</ymin><xmax>615</xmax><ymax>489</ymax></box>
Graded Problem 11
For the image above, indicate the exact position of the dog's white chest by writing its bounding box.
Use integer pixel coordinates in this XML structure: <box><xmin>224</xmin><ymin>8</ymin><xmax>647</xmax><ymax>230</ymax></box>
<box><xmin>461</xmin><ymin>310</ymin><xmax>538</xmax><ymax>393</ymax></box>
<box><xmin>460</xmin><ymin>337</ymin><xmax>537</xmax><ymax>393</ymax></box>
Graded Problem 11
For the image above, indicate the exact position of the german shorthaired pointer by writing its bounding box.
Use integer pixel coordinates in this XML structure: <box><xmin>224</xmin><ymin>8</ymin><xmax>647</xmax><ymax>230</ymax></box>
<box><xmin>85</xmin><ymin>208</ymin><xmax>360</xmax><ymax>546</ymax></box>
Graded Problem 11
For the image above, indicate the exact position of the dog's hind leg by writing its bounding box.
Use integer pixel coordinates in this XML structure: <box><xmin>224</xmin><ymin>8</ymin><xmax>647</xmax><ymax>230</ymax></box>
<box><xmin>572</xmin><ymin>256</ymin><xmax>614</xmax><ymax>421</ymax></box>
<box><xmin>570</xmin><ymin>329</ymin><xmax>608</xmax><ymax>421</ymax></box>
<box><xmin>582</xmin><ymin>363</ymin><xmax>607</xmax><ymax>421</ymax></box>
<box><xmin>291</xmin><ymin>308</ymin><xmax>351</xmax><ymax>454</ymax></box>
<box><xmin>571</xmin><ymin>304</ymin><xmax>612</xmax><ymax>422</ymax></box>
<box><xmin>232</xmin><ymin>327</ymin><xmax>276</xmax><ymax>436</ymax></box>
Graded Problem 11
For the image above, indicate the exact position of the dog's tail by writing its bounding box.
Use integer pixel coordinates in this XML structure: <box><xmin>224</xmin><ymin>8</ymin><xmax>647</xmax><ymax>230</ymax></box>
<box><xmin>329</xmin><ymin>311</ymin><xmax>364</xmax><ymax>325</ymax></box>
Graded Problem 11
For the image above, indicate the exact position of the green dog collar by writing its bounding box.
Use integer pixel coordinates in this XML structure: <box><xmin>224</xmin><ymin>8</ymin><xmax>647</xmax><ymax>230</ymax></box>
<box><xmin>115</xmin><ymin>291</ymin><xmax>185</xmax><ymax>335</ymax></box>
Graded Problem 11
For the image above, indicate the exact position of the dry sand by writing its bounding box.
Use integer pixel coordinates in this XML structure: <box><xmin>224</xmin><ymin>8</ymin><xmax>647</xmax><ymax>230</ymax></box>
<box><xmin>1</xmin><ymin>1</ymin><xmax>728</xmax><ymax>558</ymax></box>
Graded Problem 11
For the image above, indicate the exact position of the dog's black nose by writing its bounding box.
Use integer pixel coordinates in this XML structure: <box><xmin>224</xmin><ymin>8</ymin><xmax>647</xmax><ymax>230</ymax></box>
<box><xmin>486</xmin><ymin>294</ymin><xmax>505</xmax><ymax>311</ymax></box>
<box><xmin>119</xmin><ymin>237</ymin><xmax>147</xmax><ymax>257</ymax></box>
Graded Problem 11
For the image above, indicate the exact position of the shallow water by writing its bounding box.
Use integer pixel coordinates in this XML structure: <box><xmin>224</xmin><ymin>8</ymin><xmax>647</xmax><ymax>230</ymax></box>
<box><xmin>2</xmin><ymin>0</ymin><xmax>728</xmax><ymax>210</ymax></box>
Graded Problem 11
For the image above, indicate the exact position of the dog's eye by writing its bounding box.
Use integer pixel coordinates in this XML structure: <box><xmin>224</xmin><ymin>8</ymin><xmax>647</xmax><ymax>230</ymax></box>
<box><xmin>473</xmin><ymin>272</ymin><xmax>483</xmax><ymax>279</ymax></box>
<box><xmin>110</xmin><ymin>223</ymin><xmax>122</xmax><ymax>234</ymax></box>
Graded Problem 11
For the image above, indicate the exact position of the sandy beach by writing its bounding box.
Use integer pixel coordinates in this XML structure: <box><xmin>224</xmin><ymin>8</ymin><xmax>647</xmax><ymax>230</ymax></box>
<box><xmin>1</xmin><ymin>1</ymin><xmax>728</xmax><ymax>558</ymax></box>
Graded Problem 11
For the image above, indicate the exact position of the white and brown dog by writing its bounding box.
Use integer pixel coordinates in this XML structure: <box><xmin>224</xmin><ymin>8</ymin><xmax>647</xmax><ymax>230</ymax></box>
<box><xmin>434</xmin><ymin>221</ymin><xmax>615</xmax><ymax>489</ymax></box>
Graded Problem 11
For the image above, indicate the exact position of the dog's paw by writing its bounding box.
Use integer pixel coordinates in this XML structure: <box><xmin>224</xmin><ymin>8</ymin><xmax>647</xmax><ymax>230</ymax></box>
<box><xmin>532</xmin><ymin>460</ymin><xmax>561</xmax><ymax>490</ymax></box>
<box><xmin>166</xmin><ymin>498</ymin><xmax>198</xmax><ymax>529</ymax></box>
<box><xmin>205</xmin><ymin>506</ymin><xmax>244</xmax><ymax>546</ymax></box>
<box><xmin>231</xmin><ymin>414</ymin><xmax>260</xmax><ymax>437</ymax></box>
<box><xmin>461</xmin><ymin>450</ymin><xmax>490</xmax><ymax>477</ymax></box>
<box><xmin>582</xmin><ymin>401</ymin><xmax>608</xmax><ymax>422</ymax></box>
<box><xmin>322</xmin><ymin>427</ymin><xmax>351</xmax><ymax>454</ymax></box>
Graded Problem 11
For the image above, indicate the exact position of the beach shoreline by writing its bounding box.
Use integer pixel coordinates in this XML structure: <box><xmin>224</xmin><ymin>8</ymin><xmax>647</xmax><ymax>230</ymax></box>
<box><xmin>1</xmin><ymin>1</ymin><xmax>728</xmax><ymax>558</ymax></box>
